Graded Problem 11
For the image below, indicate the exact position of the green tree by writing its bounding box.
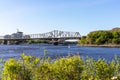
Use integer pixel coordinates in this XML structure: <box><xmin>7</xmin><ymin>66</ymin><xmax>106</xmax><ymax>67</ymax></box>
<box><xmin>79</xmin><ymin>36</ymin><xmax>87</xmax><ymax>44</ymax></box>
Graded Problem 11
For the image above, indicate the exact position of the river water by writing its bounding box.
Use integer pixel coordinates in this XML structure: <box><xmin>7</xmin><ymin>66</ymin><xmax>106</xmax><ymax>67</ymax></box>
<box><xmin>0</xmin><ymin>44</ymin><xmax>120</xmax><ymax>61</ymax></box>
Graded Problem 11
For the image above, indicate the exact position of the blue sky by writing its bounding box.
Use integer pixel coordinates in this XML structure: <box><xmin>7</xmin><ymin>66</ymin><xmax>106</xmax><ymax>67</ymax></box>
<box><xmin>0</xmin><ymin>0</ymin><xmax>120</xmax><ymax>36</ymax></box>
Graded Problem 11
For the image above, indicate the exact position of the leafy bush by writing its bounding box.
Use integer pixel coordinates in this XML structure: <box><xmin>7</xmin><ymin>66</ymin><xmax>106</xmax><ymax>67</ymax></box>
<box><xmin>1</xmin><ymin>54</ymin><xmax>120</xmax><ymax>80</ymax></box>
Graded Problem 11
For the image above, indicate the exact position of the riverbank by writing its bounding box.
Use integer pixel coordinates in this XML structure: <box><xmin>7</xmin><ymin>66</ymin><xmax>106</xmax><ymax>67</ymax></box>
<box><xmin>78</xmin><ymin>44</ymin><xmax>120</xmax><ymax>47</ymax></box>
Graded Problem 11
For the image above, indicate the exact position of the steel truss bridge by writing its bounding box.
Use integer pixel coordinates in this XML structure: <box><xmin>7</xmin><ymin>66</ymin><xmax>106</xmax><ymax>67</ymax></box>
<box><xmin>0</xmin><ymin>30</ymin><xmax>81</xmax><ymax>45</ymax></box>
<box><xmin>28</xmin><ymin>30</ymin><xmax>81</xmax><ymax>39</ymax></box>
<box><xmin>0</xmin><ymin>30</ymin><xmax>81</xmax><ymax>40</ymax></box>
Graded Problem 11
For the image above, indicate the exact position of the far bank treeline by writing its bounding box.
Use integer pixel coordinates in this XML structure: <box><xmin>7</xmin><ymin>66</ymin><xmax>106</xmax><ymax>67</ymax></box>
<box><xmin>79</xmin><ymin>28</ymin><xmax>120</xmax><ymax>45</ymax></box>
<box><xmin>25</xmin><ymin>40</ymin><xmax>50</xmax><ymax>44</ymax></box>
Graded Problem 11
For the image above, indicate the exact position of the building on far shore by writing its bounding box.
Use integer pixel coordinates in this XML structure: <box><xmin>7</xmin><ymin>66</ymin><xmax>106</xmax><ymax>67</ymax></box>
<box><xmin>11</xmin><ymin>31</ymin><xmax>23</xmax><ymax>39</ymax></box>
<box><xmin>4</xmin><ymin>30</ymin><xmax>30</xmax><ymax>39</ymax></box>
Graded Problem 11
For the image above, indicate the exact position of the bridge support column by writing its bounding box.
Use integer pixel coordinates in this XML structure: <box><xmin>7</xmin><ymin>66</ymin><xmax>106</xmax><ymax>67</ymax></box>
<box><xmin>3</xmin><ymin>40</ymin><xmax>13</xmax><ymax>45</ymax></box>
<box><xmin>3</xmin><ymin>40</ymin><xmax>8</xmax><ymax>45</ymax></box>
<box><xmin>52</xmin><ymin>39</ymin><xmax>59</xmax><ymax>45</ymax></box>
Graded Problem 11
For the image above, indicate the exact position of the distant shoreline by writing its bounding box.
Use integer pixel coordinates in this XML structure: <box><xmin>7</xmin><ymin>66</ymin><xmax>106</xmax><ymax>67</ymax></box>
<box><xmin>78</xmin><ymin>44</ymin><xmax>120</xmax><ymax>48</ymax></box>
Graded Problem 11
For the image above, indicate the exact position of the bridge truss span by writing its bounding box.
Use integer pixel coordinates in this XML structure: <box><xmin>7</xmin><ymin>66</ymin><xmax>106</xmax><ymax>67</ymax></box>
<box><xmin>29</xmin><ymin>30</ymin><xmax>81</xmax><ymax>39</ymax></box>
<box><xmin>0</xmin><ymin>30</ymin><xmax>81</xmax><ymax>45</ymax></box>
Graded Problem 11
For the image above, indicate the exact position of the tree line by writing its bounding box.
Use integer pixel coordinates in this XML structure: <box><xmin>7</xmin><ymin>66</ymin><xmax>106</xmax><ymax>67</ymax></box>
<box><xmin>79</xmin><ymin>29</ymin><xmax>120</xmax><ymax>45</ymax></box>
<box><xmin>25</xmin><ymin>40</ymin><xmax>50</xmax><ymax>44</ymax></box>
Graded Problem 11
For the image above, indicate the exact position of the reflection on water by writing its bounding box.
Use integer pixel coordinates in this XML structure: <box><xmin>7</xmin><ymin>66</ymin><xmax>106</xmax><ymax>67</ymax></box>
<box><xmin>0</xmin><ymin>44</ymin><xmax>120</xmax><ymax>61</ymax></box>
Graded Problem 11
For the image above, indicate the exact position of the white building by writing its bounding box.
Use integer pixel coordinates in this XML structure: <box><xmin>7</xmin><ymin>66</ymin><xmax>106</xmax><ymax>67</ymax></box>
<box><xmin>3</xmin><ymin>30</ymin><xmax>31</xmax><ymax>39</ymax></box>
<box><xmin>11</xmin><ymin>31</ymin><xmax>23</xmax><ymax>39</ymax></box>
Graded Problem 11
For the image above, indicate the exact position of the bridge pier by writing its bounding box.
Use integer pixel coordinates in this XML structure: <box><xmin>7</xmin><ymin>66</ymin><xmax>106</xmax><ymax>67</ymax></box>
<box><xmin>54</xmin><ymin>42</ymin><xmax>58</xmax><ymax>45</ymax></box>
<box><xmin>3</xmin><ymin>40</ymin><xmax>8</xmax><ymax>45</ymax></box>
<box><xmin>52</xmin><ymin>39</ymin><xmax>59</xmax><ymax>45</ymax></box>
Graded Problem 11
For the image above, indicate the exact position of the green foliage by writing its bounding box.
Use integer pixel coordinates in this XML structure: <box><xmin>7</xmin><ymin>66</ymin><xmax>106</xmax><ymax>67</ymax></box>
<box><xmin>2</xmin><ymin>54</ymin><xmax>40</xmax><ymax>80</ymax></box>
<box><xmin>25</xmin><ymin>40</ymin><xmax>50</xmax><ymax>44</ymax></box>
<box><xmin>81</xmin><ymin>57</ymin><xmax>96</xmax><ymax>80</ymax></box>
<box><xmin>33</xmin><ymin>56</ymin><xmax>84</xmax><ymax>80</ymax></box>
<box><xmin>79</xmin><ymin>36</ymin><xmax>87</xmax><ymax>44</ymax></box>
<box><xmin>52</xmin><ymin>56</ymin><xmax>84</xmax><ymax>80</ymax></box>
<box><xmin>79</xmin><ymin>30</ymin><xmax>120</xmax><ymax>45</ymax></box>
<box><xmin>1</xmin><ymin>54</ymin><xmax>120</xmax><ymax>80</ymax></box>
<box><xmin>94</xmin><ymin>59</ymin><xmax>115</xmax><ymax>80</ymax></box>
<box><xmin>2</xmin><ymin>58</ymin><xmax>23</xmax><ymax>80</ymax></box>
